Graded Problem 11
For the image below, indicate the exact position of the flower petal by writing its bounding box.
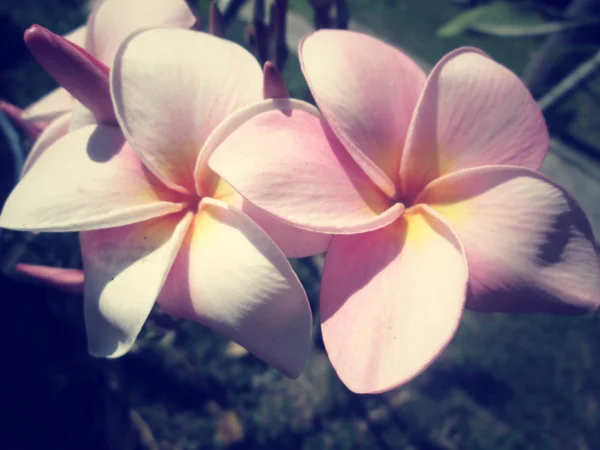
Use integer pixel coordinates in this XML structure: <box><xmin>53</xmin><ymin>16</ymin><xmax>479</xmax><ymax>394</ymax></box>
<box><xmin>24</xmin><ymin>25</ymin><xmax>115</xmax><ymax>125</ymax></box>
<box><xmin>206</xmin><ymin>183</ymin><xmax>331</xmax><ymax>257</ymax></box>
<box><xmin>420</xmin><ymin>166</ymin><xmax>600</xmax><ymax>313</ymax></box>
<box><xmin>82</xmin><ymin>212</ymin><xmax>192</xmax><ymax>357</ymax></box>
<box><xmin>16</xmin><ymin>264</ymin><xmax>84</xmax><ymax>294</ymax></box>
<box><xmin>401</xmin><ymin>48</ymin><xmax>548</xmax><ymax>199</ymax></box>
<box><xmin>240</xmin><ymin>200</ymin><xmax>331</xmax><ymax>257</ymax></box>
<box><xmin>22</xmin><ymin>112</ymin><xmax>71</xmax><ymax>176</ymax></box>
<box><xmin>156</xmin><ymin>198</ymin><xmax>312</xmax><ymax>378</ymax></box>
<box><xmin>209</xmin><ymin>99</ymin><xmax>403</xmax><ymax>234</ymax></box>
<box><xmin>300</xmin><ymin>30</ymin><xmax>426</xmax><ymax>196</ymax></box>
<box><xmin>64</xmin><ymin>25</ymin><xmax>87</xmax><ymax>47</ymax></box>
<box><xmin>111</xmin><ymin>28</ymin><xmax>262</xmax><ymax>192</ymax></box>
<box><xmin>0</xmin><ymin>125</ymin><xmax>184</xmax><ymax>232</ymax></box>
<box><xmin>21</xmin><ymin>88</ymin><xmax>72</xmax><ymax>123</ymax></box>
<box><xmin>86</xmin><ymin>0</ymin><xmax>197</xmax><ymax>66</ymax></box>
<box><xmin>321</xmin><ymin>206</ymin><xmax>468</xmax><ymax>393</ymax></box>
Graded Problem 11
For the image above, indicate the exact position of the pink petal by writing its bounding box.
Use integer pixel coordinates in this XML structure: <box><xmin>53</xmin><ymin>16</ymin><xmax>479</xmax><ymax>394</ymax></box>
<box><xmin>16</xmin><ymin>264</ymin><xmax>84</xmax><ymax>294</ymax></box>
<box><xmin>24</xmin><ymin>25</ymin><xmax>116</xmax><ymax>125</ymax></box>
<box><xmin>420</xmin><ymin>165</ymin><xmax>600</xmax><ymax>313</ymax></box>
<box><xmin>22</xmin><ymin>112</ymin><xmax>71</xmax><ymax>176</ymax></box>
<box><xmin>321</xmin><ymin>205</ymin><xmax>468</xmax><ymax>393</ymax></box>
<box><xmin>111</xmin><ymin>28</ymin><xmax>262</xmax><ymax>193</ymax></box>
<box><xmin>400</xmin><ymin>48</ymin><xmax>548</xmax><ymax>199</ymax></box>
<box><xmin>300</xmin><ymin>30</ymin><xmax>426</xmax><ymax>196</ymax></box>
<box><xmin>204</xmin><ymin>181</ymin><xmax>331</xmax><ymax>258</ymax></box>
<box><xmin>0</xmin><ymin>125</ymin><xmax>184</xmax><ymax>232</ymax></box>
<box><xmin>82</xmin><ymin>212</ymin><xmax>192</xmax><ymax>357</ymax></box>
<box><xmin>209</xmin><ymin>99</ymin><xmax>404</xmax><ymax>234</ymax></box>
<box><xmin>86</xmin><ymin>0</ymin><xmax>197</xmax><ymax>66</ymax></box>
<box><xmin>21</xmin><ymin>88</ymin><xmax>73</xmax><ymax>124</ymax></box>
<box><xmin>240</xmin><ymin>200</ymin><xmax>331</xmax><ymax>257</ymax></box>
<box><xmin>157</xmin><ymin>198</ymin><xmax>312</xmax><ymax>378</ymax></box>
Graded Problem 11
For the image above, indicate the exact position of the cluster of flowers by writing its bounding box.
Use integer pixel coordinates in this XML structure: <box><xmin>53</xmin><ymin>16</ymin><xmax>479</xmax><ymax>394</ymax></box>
<box><xmin>2</xmin><ymin>0</ymin><xmax>599</xmax><ymax>394</ymax></box>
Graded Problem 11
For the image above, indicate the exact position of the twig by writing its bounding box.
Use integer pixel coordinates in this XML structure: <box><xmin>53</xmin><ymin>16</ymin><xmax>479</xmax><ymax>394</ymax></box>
<box><xmin>222</xmin><ymin>0</ymin><xmax>250</xmax><ymax>26</ymax></box>
<box><xmin>209</xmin><ymin>1</ymin><xmax>226</xmax><ymax>37</ymax></box>
<box><xmin>248</xmin><ymin>0</ymin><xmax>270</xmax><ymax>64</ymax></box>
<box><xmin>271</xmin><ymin>0</ymin><xmax>289</xmax><ymax>70</ymax></box>
<box><xmin>130</xmin><ymin>409</ymin><xmax>160</xmax><ymax>450</ymax></box>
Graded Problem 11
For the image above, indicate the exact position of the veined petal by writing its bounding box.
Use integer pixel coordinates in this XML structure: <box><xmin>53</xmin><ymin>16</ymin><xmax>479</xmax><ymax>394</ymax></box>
<box><xmin>240</xmin><ymin>200</ymin><xmax>331</xmax><ymax>258</ymax></box>
<box><xmin>208</xmin><ymin>183</ymin><xmax>331</xmax><ymax>258</ymax></box>
<box><xmin>209</xmin><ymin>99</ymin><xmax>402</xmax><ymax>234</ymax></box>
<box><xmin>82</xmin><ymin>212</ymin><xmax>192</xmax><ymax>357</ymax></box>
<box><xmin>16</xmin><ymin>264</ymin><xmax>84</xmax><ymax>294</ymax></box>
<box><xmin>22</xmin><ymin>112</ymin><xmax>71</xmax><ymax>176</ymax></box>
<box><xmin>300</xmin><ymin>30</ymin><xmax>426</xmax><ymax>195</ymax></box>
<box><xmin>420</xmin><ymin>166</ymin><xmax>600</xmax><ymax>313</ymax></box>
<box><xmin>401</xmin><ymin>48</ymin><xmax>548</xmax><ymax>199</ymax></box>
<box><xmin>111</xmin><ymin>28</ymin><xmax>262</xmax><ymax>192</ymax></box>
<box><xmin>157</xmin><ymin>198</ymin><xmax>312</xmax><ymax>378</ymax></box>
<box><xmin>0</xmin><ymin>125</ymin><xmax>184</xmax><ymax>232</ymax></box>
<box><xmin>86</xmin><ymin>0</ymin><xmax>197</xmax><ymax>66</ymax></box>
<box><xmin>22</xmin><ymin>88</ymin><xmax>73</xmax><ymax>123</ymax></box>
<box><xmin>321</xmin><ymin>205</ymin><xmax>468</xmax><ymax>394</ymax></box>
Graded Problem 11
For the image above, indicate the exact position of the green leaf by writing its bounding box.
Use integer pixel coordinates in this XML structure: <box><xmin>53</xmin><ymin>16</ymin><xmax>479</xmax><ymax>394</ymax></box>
<box><xmin>436</xmin><ymin>3</ymin><xmax>498</xmax><ymax>38</ymax></box>
<box><xmin>437</xmin><ymin>1</ymin><xmax>600</xmax><ymax>38</ymax></box>
<box><xmin>472</xmin><ymin>18</ymin><xmax>600</xmax><ymax>37</ymax></box>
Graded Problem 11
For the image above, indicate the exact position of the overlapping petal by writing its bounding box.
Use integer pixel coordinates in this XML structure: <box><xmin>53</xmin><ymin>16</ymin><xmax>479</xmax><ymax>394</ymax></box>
<box><xmin>420</xmin><ymin>166</ymin><xmax>600</xmax><ymax>313</ymax></box>
<box><xmin>240</xmin><ymin>200</ymin><xmax>331</xmax><ymax>257</ymax></box>
<box><xmin>300</xmin><ymin>30</ymin><xmax>426</xmax><ymax>195</ymax></box>
<box><xmin>156</xmin><ymin>198</ymin><xmax>312</xmax><ymax>378</ymax></box>
<box><xmin>205</xmin><ymin>176</ymin><xmax>331</xmax><ymax>257</ymax></box>
<box><xmin>21</xmin><ymin>88</ymin><xmax>72</xmax><ymax>123</ymax></box>
<box><xmin>22</xmin><ymin>112</ymin><xmax>71</xmax><ymax>175</ymax></box>
<box><xmin>111</xmin><ymin>28</ymin><xmax>262</xmax><ymax>192</ymax></box>
<box><xmin>320</xmin><ymin>206</ymin><xmax>468</xmax><ymax>393</ymax></box>
<box><xmin>82</xmin><ymin>212</ymin><xmax>192</xmax><ymax>357</ymax></box>
<box><xmin>209</xmin><ymin>99</ymin><xmax>403</xmax><ymax>234</ymax></box>
<box><xmin>0</xmin><ymin>125</ymin><xmax>184</xmax><ymax>232</ymax></box>
<box><xmin>400</xmin><ymin>48</ymin><xmax>548</xmax><ymax>199</ymax></box>
<box><xmin>86</xmin><ymin>0</ymin><xmax>197</xmax><ymax>66</ymax></box>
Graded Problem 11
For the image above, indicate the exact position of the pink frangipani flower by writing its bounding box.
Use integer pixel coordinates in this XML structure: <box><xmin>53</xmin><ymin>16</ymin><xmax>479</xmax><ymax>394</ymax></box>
<box><xmin>5</xmin><ymin>0</ymin><xmax>196</xmax><ymax>169</ymax></box>
<box><xmin>210</xmin><ymin>30</ymin><xmax>600</xmax><ymax>393</ymax></box>
<box><xmin>0</xmin><ymin>29</ymin><xmax>330</xmax><ymax>377</ymax></box>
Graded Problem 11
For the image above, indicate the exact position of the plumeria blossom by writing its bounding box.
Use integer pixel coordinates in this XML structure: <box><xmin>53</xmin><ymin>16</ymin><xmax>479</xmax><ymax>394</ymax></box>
<box><xmin>0</xmin><ymin>29</ymin><xmax>333</xmax><ymax>377</ymax></box>
<box><xmin>1</xmin><ymin>0</ymin><xmax>196</xmax><ymax>167</ymax></box>
<box><xmin>210</xmin><ymin>30</ymin><xmax>600</xmax><ymax>393</ymax></box>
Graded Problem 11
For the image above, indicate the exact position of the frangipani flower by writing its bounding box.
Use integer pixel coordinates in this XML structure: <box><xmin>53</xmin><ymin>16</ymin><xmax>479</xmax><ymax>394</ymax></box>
<box><xmin>3</xmin><ymin>0</ymin><xmax>196</xmax><ymax>170</ymax></box>
<box><xmin>210</xmin><ymin>30</ymin><xmax>600</xmax><ymax>393</ymax></box>
<box><xmin>0</xmin><ymin>29</ymin><xmax>330</xmax><ymax>377</ymax></box>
